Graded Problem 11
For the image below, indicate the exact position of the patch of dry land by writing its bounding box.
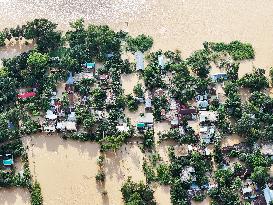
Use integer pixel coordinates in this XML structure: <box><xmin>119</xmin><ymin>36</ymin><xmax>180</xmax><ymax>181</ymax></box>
<box><xmin>0</xmin><ymin>188</ymin><xmax>31</xmax><ymax>205</ymax></box>
<box><xmin>23</xmin><ymin>134</ymin><xmax>146</xmax><ymax>205</ymax></box>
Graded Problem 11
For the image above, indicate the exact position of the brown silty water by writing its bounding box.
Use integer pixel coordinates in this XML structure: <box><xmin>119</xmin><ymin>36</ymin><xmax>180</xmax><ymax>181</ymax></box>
<box><xmin>1</xmin><ymin>0</ymin><xmax>273</xmax><ymax>204</ymax></box>
<box><xmin>1</xmin><ymin>0</ymin><xmax>273</xmax><ymax>75</ymax></box>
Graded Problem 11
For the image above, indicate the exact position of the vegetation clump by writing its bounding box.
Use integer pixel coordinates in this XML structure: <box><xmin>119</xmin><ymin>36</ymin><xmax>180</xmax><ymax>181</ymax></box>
<box><xmin>121</xmin><ymin>177</ymin><xmax>156</xmax><ymax>205</ymax></box>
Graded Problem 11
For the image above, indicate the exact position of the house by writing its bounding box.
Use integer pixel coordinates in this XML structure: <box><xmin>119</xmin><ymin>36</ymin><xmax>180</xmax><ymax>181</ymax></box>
<box><xmin>45</xmin><ymin>110</ymin><xmax>57</xmax><ymax>120</ymax></box>
<box><xmin>137</xmin><ymin>113</ymin><xmax>154</xmax><ymax>130</ymax></box>
<box><xmin>65</xmin><ymin>121</ymin><xmax>77</xmax><ymax>131</ymax></box>
<box><xmin>106</xmin><ymin>53</ymin><xmax>114</xmax><ymax>59</ymax></box>
<box><xmin>199</xmin><ymin>126</ymin><xmax>215</xmax><ymax>144</ymax></box>
<box><xmin>261</xmin><ymin>144</ymin><xmax>273</xmax><ymax>156</ymax></box>
<box><xmin>170</xmin><ymin>116</ymin><xmax>179</xmax><ymax>128</ymax></box>
<box><xmin>116</xmin><ymin>123</ymin><xmax>130</xmax><ymax>132</ymax></box>
<box><xmin>43</xmin><ymin>123</ymin><xmax>56</xmax><ymax>133</ymax></box>
<box><xmin>264</xmin><ymin>185</ymin><xmax>273</xmax><ymax>205</ymax></box>
<box><xmin>253</xmin><ymin>194</ymin><xmax>267</xmax><ymax>205</ymax></box>
<box><xmin>82</xmin><ymin>62</ymin><xmax>96</xmax><ymax>74</ymax></box>
<box><xmin>241</xmin><ymin>179</ymin><xmax>258</xmax><ymax>200</ymax></box>
<box><xmin>211</xmin><ymin>73</ymin><xmax>227</xmax><ymax>82</ymax></box>
<box><xmin>199</xmin><ymin>111</ymin><xmax>217</xmax><ymax>124</ymax></box>
<box><xmin>135</xmin><ymin>51</ymin><xmax>144</xmax><ymax>71</ymax></box>
<box><xmin>180</xmin><ymin>166</ymin><xmax>196</xmax><ymax>182</ymax></box>
<box><xmin>145</xmin><ymin>97</ymin><xmax>152</xmax><ymax>111</ymax></box>
<box><xmin>106</xmin><ymin>89</ymin><xmax>115</xmax><ymax>105</ymax></box>
<box><xmin>178</xmin><ymin>106</ymin><xmax>197</xmax><ymax>120</ymax></box>
<box><xmin>170</xmin><ymin>99</ymin><xmax>177</xmax><ymax>110</ymax></box>
<box><xmin>17</xmin><ymin>92</ymin><xmax>36</xmax><ymax>99</ymax></box>
<box><xmin>154</xmin><ymin>88</ymin><xmax>164</xmax><ymax>97</ymax></box>
<box><xmin>0</xmin><ymin>154</ymin><xmax>13</xmax><ymax>173</ymax></box>
<box><xmin>197</xmin><ymin>100</ymin><xmax>209</xmax><ymax>110</ymax></box>
<box><xmin>65</xmin><ymin>72</ymin><xmax>74</xmax><ymax>92</ymax></box>
<box><xmin>56</xmin><ymin>122</ymin><xmax>65</xmax><ymax>132</ymax></box>
<box><xmin>7</xmin><ymin>121</ymin><xmax>14</xmax><ymax>129</ymax></box>
<box><xmin>158</xmin><ymin>55</ymin><xmax>164</xmax><ymax>69</ymax></box>
<box><xmin>81</xmin><ymin>96</ymin><xmax>88</xmax><ymax>105</ymax></box>
<box><xmin>195</xmin><ymin>94</ymin><xmax>208</xmax><ymax>102</ymax></box>
<box><xmin>242</xmin><ymin>187</ymin><xmax>253</xmax><ymax>200</ymax></box>
<box><xmin>99</xmin><ymin>74</ymin><xmax>109</xmax><ymax>82</ymax></box>
<box><xmin>74</xmin><ymin>72</ymin><xmax>94</xmax><ymax>81</ymax></box>
<box><xmin>67</xmin><ymin>112</ymin><xmax>76</xmax><ymax>122</ymax></box>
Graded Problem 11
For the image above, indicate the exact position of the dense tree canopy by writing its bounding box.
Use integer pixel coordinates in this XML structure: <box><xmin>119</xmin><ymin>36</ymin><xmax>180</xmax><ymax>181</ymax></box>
<box><xmin>126</xmin><ymin>34</ymin><xmax>153</xmax><ymax>53</ymax></box>
<box><xmin>25</xmin><ymin>18</ymin><xmax>62</xmax><ymax>52</ymax></box>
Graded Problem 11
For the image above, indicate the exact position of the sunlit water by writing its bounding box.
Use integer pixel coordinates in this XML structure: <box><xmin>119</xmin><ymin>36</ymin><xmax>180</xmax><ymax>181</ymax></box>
<box><xmin>1</xmin><ymin>0</ymin><xmax>273</xmax><ymax>75</ymax></box>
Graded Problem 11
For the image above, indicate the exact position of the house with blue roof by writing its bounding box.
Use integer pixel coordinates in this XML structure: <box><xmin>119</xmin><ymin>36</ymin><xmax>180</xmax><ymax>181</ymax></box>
<box><xmin>211</xmin><ymin>73</ymin><xmax>228</xmax><ymax>82</ymax></box>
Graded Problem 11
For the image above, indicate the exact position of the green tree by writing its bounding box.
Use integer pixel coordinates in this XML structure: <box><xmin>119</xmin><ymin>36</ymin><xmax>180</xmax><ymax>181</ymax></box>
<box><xmin>121</xmin><ymin>177</ymin><xmax>156</xmax><ymax>205</ymax></box>
<box><xmin>143</xmin><ymin>129</ymin><xmax>154</xmax><ymax>150</ymax></box>
<box><xmin>0</xmin><ymin>75</ymin><xmax>17</xmax><ymax>111</ymax></box>
<box><xmin>0</xmin><ymin>32</ymin><xmax>5</xmax><ymax>46</ymax></box>
<box><xmin>31</xmin><ymin>181</ymin><xmax>43</xmax><ymax>205</ymax></box>
<box><xmin>86</xmin><ymin>25</ymin><xmax>122</xmax><ymax>61</ymax></box>
<box><xmin>126</xmin><ymin>94</ymin><xmax>139</xmax><ymax>111</ymax></box>
<box><xmin>143</xmin><ymin>66</ymin><xmax>165</xmax><ymax>90</ymax></box>
<box><xmin>133</xmin><ymin>83</ymin><xmax>144</xmax><ymax>98</ymax></box>
<box><xmin>156</xmin><ymin>163</ymin><xmax>171</xmax><ymax>185</ymax></box>
<box><xmin>187</xmin><ymin>49</ymin><xmax>211</xmax><ymax>78</ymax></box>
<box><xmin>127</xmin><ymin>34</ymin><xmax>153</xmax><ymax>53</ymax></box>
<box><xmin>239</xmin><ymin>68</ymin><xmax>269</xmax><ymax>92</ymax></box>
<box><xmin>26</xmin><ymin>51</ymin><xmax>49</xmax><ymax>86</ymax></box>
<box><xmin>250</xmin><ymin>166</ymin><xmax>269</xmax><ymax>187</ymax></box>
<box><xmin>24</xmin><ymin>18</ymin><xmax>61</xmax><ymax>52</ymax></box>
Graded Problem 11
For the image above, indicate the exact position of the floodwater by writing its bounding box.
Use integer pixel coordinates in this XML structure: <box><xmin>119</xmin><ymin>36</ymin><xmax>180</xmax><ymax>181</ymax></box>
<box><xmin>2</xmin><ymin>1</ymin><xmax>273</xmax><ymax>204</ymax></box>
<box><xmin>221</xmin><ymin>134</ymin><xmax>245</xmax><ymax>148</ymax></box>
<box><xmin>1</xmin><ymin>0</ymin><xmax>273</xmax><ymax>74</ymax></box>
<box><xmin>23</xmin><ymin>134</ymin><xmax>147</xmax><ymax>205</ymax></box>
<box><xmin>0</xmin><ymin>188</ymin><xmax>31</xmax><ymax>205</ymax></box>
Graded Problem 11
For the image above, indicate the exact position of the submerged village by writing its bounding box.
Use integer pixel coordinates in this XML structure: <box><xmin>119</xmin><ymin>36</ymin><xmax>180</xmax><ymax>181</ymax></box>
<box><xmin>1</xmin><ymin>18</ymin><xmax>273</xmax><ymax>205</ymax></box>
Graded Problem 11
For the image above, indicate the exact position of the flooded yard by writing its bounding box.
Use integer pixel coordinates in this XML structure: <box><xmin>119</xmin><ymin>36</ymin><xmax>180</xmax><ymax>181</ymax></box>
<box><xmin>0</xmin><ymin>188</ymin><xmax>31</xmax><ymax>205</ymax></box>
<box><xmin>23</xmin><ymin>134</ymin><xmax>147</xmax><ymax>205</ymax></box>
<box><xmin>124</xmin><ymin>104</ymin><xmax>145</xmax><ymax>126</ymax></box>
<box><xmin>221</xmin><ymin>134</ymin><xmax>245</xmax><ymax>148</ymax></box>
<box><xmin>121</xmin><ymin>73</ymin><xmax>144</xmax><ymax>96</ymax></box>
<box><xmin>153</xmin><ymin>184</ymin><xmax>171</xmax><ymax>205</ymax></box>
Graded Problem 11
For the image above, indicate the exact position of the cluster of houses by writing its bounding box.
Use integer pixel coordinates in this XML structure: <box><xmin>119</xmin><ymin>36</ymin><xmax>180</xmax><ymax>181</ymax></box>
<box><xmin>42</xmin><ymin>62</ymin><xmax>96</xmax><ymax>133</ymax></box>
<box><xmin>220</xmin><ymin>142</ymin><xmax>273</xmax><ymax>205</ymax></box>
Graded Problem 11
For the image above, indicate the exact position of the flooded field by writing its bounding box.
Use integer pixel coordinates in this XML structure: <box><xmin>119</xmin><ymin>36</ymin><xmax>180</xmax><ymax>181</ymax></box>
<box><xmin>23</xmin><ymin>134</ymin><xmax>148</xmax><ymax>205</ymax></box>
<box><xmin>0</xmin><ymin>188</ymin><xmax>30</xmax><ymax>205</ymax></box>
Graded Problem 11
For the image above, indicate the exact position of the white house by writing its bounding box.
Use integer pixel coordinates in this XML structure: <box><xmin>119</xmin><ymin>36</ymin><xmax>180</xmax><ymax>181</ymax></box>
<box><xmin>158</xmin><ymin>55</ymin><xmax>165</xmax><ymax>69</ymax></box>
<box><xmin>264</xmin><ymin>185</ymin><xmax>273</xmax><ymax>204</ymax></box>
<box><xmin>135</xmin><ymin>51</ymin><xmax>145</xmax><ymax>71</ymax></box>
